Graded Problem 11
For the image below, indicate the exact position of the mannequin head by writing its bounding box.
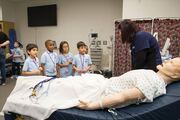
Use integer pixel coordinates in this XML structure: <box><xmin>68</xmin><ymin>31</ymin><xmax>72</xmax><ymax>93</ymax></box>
<box><xmin>157</xmin><ymin>57</ymin><xmax>180</xmax><ymax>81</ymax></box>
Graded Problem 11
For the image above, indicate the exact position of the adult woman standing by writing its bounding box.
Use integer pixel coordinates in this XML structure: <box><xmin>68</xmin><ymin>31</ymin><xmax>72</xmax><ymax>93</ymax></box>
<box><xmin>119</xmin><ymin>20</ymin><xmax>162</xmax><ymax>71</ymax></box>
<box><xmin>0</xmin><ymin>26</ymin><xmax>10</xmax><ymax>85</ymax></box>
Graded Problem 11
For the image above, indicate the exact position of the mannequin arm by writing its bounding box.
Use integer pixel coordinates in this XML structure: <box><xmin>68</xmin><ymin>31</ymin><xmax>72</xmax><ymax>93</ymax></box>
<box><xmin>77</xmin><ymin>87</ymin><xmax>145</xmax><ymax>110</ymax></box>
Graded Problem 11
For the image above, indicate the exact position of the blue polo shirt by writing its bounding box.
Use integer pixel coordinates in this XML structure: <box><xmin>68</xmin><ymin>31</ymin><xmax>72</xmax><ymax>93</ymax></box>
<box><xmin>41</xmin><ymin>51</ymin><xmax>58</xmax><ymax>76</ymax></box>
<box><xmin>11</xmin><ymin>48</ymin><xmax>24</xmax><ymax>63</ymax></box>
<box><xmin>131</xmin><ymin>31</ymin><xmax>162</xmax><ymax>68</ymax></box>
<box><xmin>72</xmin><ymin>54</ymin><xmax>92</xmax><ymax>76</ymax></box>
<box><xmin>58</xmin><ymin>52</ymin><xmax>73</xmax><ymax>78</ymax></box>
<box><xmin>22</xmin><ymin>57</ymin><xmax>40</xmax><ymax>72</ymax></box>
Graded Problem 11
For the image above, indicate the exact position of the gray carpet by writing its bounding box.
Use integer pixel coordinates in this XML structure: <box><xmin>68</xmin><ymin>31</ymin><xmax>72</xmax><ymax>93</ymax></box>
<box><xmin>0</xmin><ymin>78</ymin><xmax>16</xmax><ymax>120</ymax></box>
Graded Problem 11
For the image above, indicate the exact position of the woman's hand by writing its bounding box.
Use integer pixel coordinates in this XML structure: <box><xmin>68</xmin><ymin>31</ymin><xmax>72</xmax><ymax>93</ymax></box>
<box><xmin>77</xmin><ymin>100</ymin><xmax>98</xmax><ymax>110</ymax></box>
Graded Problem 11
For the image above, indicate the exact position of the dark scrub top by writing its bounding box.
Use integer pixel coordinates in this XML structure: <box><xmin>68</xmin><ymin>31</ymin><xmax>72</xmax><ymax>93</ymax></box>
<box><xmin>0</xmin><ymin>32</ymin><xmax>9</xmax><ymax>49</ymax></box>
<box><xmin>130</xmin><ymin>31</ymin><xmax>162</xmax><ymax>72</ymax></box>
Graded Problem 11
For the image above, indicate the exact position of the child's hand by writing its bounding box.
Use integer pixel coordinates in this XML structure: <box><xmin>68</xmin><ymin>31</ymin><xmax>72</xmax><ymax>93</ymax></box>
<box><xmin>76</xmin><ymin>68</ymin><xmax>82</xmax><ymax>73</ymax></box>
<box><xmin>82</xmin><ymin>69</ymin><xmax>87</xmax><ymax>73</ymax></box>
<box><xmin>82</xmin><ymin>67</ymin><xmax>89</xmax><ymax>73</ymax></box>
<box><xmin>64</xmin><ymin>62</ymin><xmax>70</xmax><ymax>66</ymax></box>
<box><xmin>56</xmin><ymin>74</ymin><xmax>61</xmax><ymax>78</ymax></box>
<box><xmin>38</xmin><ymin>67</ymin><xmax>43</xmax><ymax>71</ymax></box>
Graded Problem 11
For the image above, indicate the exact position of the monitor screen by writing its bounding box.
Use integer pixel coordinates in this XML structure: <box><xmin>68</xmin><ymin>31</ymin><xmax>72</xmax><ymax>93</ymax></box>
<box><xmin>91</xmin><ymin>33</ymin><xmax>98</xmax><ymax>38</ymax></box>
<box><xmin>27</xmin><ymin>4</ymin><xmax>57</xmax><ymax>27</ymax></box>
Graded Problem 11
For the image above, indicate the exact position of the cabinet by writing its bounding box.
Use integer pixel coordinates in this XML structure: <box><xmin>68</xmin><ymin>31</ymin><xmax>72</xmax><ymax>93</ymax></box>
<box><xmin>90</xmin><ymin>47</ymin><xmax>103</xmax><ymax>69</ymax></box>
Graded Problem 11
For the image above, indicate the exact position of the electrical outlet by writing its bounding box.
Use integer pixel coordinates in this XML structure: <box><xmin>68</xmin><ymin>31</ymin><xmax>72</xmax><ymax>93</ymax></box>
<box><xmin>96</xmin><ymin>41</ymin><xmax>101</xmax><ymax>45</ymax></box>
<box><xmin>103</xmin><ymin>41</ymin><xmax>107</xmax><ymax>45</ymax></box>
<box><xmin>91</xmin><ymin>41</ymin><xmax>96</xmax><ymax>45</ymax></box>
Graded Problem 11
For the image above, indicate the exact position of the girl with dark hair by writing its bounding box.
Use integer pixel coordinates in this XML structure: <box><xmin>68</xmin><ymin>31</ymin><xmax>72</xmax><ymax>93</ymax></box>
<box><xmin>57</xmin><ymin>41</ymin><xmax>73</xmax><ymax>78</ymax></box>
<box><xmin>119</xmin><ymin>20</ymin><xmax>162</xmax><ymax>71</ymax></box>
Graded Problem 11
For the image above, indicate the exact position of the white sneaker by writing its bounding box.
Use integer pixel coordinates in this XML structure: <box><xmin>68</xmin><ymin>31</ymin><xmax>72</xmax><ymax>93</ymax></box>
<box><xmin>0</xmin><ymin>111</ymin><xmax>4</xmax><ymax>116</ymax></box>
<box><xmin>11</xmin><ymin>75</ymin><xmax>16</xmax><ymax>79</ymax></box>
<box><xmin>2</xmin><ymin>83</ymin><xmax>6</xmax><ymax>86</ymax></box>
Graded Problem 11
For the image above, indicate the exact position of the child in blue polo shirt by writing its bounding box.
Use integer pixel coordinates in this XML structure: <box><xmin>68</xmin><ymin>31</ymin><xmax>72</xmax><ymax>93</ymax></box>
<box><xmin>57</xmin><ymin>41</ymin><xmax>73</xmax><ymax>78</ymax></box>
<box><xmin>73</xmin><ymin>41</ymin><xmax>92</xmax><ymax>76</ymax></box>
<box><xmin>41</xmin><ymin>40</ymin><xmax>58</xmax><ymax>77</ymax></box>
<box><xmin>11</xmin><ymin>41</ymin><xmax>24</xmax><ymax>77</ymax></box>
<box><xmin>22</xmin><ymin>43</ymin><xmax>43</xmax><ymax>76</ymax></box>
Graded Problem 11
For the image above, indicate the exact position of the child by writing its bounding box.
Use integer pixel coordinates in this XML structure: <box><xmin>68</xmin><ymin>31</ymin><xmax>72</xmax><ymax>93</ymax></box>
<box><xmin>11</xmin><ymin>41</ymin><xmax>24</xmax><ymax>77</ymax></box>
<box><xmin>22</xmin><ymin>43</ymin><xmax>42</xmax><ymax>76</ymax></box>
<box><xmin>41</xmin><ymin>40</ymin><xmax>58</xmax><ymax>77</ymax></box>
<box><xmin>73</xmin><ymin>41</ymin><xmax>92</xmax><ymax>76</ymax></box>
<box><xmin>57</xmin><ymin>41</ymin><xmax>73</xmax><ymax>78</ymax></box>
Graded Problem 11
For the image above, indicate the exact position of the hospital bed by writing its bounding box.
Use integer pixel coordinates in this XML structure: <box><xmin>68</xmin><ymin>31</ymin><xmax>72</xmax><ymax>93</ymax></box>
<box><xmin>4</xmin><ymin>81</ymin><xmax>180</xmax><ymax>120</ymax></box>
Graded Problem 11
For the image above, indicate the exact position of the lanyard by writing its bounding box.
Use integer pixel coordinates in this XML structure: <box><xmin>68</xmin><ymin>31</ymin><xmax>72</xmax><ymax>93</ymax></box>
<box><xmin>32</xmin><ymin>58</ymin><xmax>39</xmax><ymax>69</ymax></box>
<box><xmin>63</xmin><ymin>54</ymin><xmax>69</xmax><ymax>62</ymax></box>
<box><xmin>47</xmin><ymin>52</ymin><xmax>56</xmax><ymax>65</ymax></box>
<box><xmin>63</xmin><ymin>54</ymin><xmax>70</xmax><ymax>74</ymax></box>
<box><xmin>29</xmin><ymin>77</ymin><xmax>56</xmax><ymax>103</ymax></box>
<box><xmin>79</xmin><ymin>54</ymin><xmax>84</xmax><ymax>69</ymax></box>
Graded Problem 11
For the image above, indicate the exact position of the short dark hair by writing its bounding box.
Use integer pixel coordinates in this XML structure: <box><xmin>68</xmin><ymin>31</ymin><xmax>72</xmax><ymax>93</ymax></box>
<box><xmin>77</xmin><ymin>41</ymin><xmax>86</xmax><ymax>49</ymax></box>
<box><xmin>45</xmin><ymin>39</ymin><xmax>53</xmax><ymax>47</ymax></box>
<box><xmin>15</xmin><ymin>41</ymin><xmax>23</xmax><ymax>48</ymax></box>
<box><xmin>26</xmin><ymin>43</ymin><xmax>38</xmax><ymax>55</ymax></box>
<box><xmin>119</xmin><ymin>19</ymin><xmax>139</xmax><ymax>44</ymax></box>
<box><xmin>59</xmin><ymin>41</ymin><xmax>69</xmax><ymax>54</ymax></box>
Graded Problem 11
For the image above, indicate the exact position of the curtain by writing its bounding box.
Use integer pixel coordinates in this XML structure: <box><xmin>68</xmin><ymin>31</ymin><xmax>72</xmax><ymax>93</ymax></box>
<box><xmin>114</xmin><ymin>21</ymin><xmax>131</xmax><ymax>76</ymax></box>
<box><xmin>153</xmin><ymin>19</ymin><xmax>180</xmax><ymax>57</ymax></box>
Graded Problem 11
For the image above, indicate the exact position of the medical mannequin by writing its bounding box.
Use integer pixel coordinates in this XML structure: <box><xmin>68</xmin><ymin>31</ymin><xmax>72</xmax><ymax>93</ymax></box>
<box><xmin>3</xmin><ymin>57</ymin><xmax>180</xmax><ymax>120</ymax></box>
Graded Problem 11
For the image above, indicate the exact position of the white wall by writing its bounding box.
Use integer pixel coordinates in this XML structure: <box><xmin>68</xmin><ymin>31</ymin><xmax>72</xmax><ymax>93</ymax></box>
<box><xmin>123</xmin><ymin>0</ymin><xmax>180</xmax><ymax>19</ymax></box>
<box><xmin>1</xmin><ymin>0</ymin><xmax>16</xmax><ymax>22</ymax></box>
<box><xmin>0</xmin><ymin>0</ymin><xmax>2</xmax><ymax>20</ymax></box>
<box><xmin>14</xmin><ymin>0</ymin><xmax>122</xmax><ymax>68</ymax></box>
